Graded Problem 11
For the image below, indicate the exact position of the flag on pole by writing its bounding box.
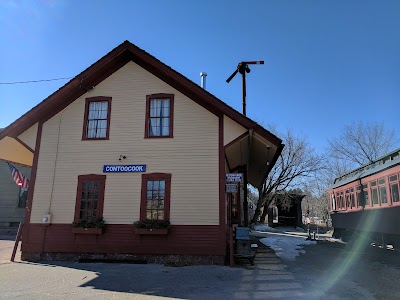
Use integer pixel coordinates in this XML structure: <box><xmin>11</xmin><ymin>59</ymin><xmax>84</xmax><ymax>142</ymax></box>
<box><xmin>6</xmin><ymin>162</ymin><xmax>29</xmax><ymax>188</ymax></box>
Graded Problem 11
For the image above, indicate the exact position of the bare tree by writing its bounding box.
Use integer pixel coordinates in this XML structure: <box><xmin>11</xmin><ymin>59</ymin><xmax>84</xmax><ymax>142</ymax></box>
<box><xmin>302</xmin><ymin>121</ymin><xmax>400</xmax><ymax>228</ymax></box>
<box><xmin>328</xmin><ymin>121</ymin><xmax>399</xmax><ymax>168</ymax></box>
<box><xmin>302</xmin><ymin>178</ymin><xmax>331</xmax><ymax>228</ymax></box>
<box><xmin>251</xmin><ymin>129</ymin><xmax>324</xmax><ymax>224</ymax></box>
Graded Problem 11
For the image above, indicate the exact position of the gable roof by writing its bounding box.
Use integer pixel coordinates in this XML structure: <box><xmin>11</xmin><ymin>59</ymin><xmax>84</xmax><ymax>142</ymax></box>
<box><xmin>0</xmin><ymin>40</ymin><xmax>282</xmax><ymax>148</ymax></box>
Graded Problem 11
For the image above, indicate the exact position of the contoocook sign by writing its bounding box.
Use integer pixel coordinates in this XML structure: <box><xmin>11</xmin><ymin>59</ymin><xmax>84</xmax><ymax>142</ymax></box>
<box><xmin>103</xmin><ymin>165</ymin><xmax>146</xmax><ymax>173</ymax></box>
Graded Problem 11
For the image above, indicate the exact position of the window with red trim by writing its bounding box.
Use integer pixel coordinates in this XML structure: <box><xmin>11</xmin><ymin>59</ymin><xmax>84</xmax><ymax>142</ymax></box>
<box><xmin>378</xmin><ymin>178</ymin><xmax>387</xmax><ymax>205</ymax></box>
<box><xmin>390</xmin><ymin>174</ymin><xmax>399</xmax><ymax>203</ymax></box>
<box><xmin>350</xmin><ymin>188</ymin><xmax>355</xmax><ymax>208</ymax></box>
<box><xmin>140</xmin><ymin>173</ymin><xmax>171</xmax><ymax>221</ymax></box>
<box><xmin>145</xmin><ymin>94</ymin><xmax>174</xmax><ymax>138</ymax></box>
<box><xmin>370</xmin><ymin>180</ymin><xmax>379</xmax><ymax>206</ymax></box>
<box><xmin>82</xmin><ymin>97</ymin><xmax>112</xmax><ymax>140</ymax></box>
<box><xmin>336</xmin><ymin>192</ymin><xmax>340</xmax><ymax>209</ymax></box>
<box><xmin>74</xmin><ymin>175</ymin><xmax>106</xmax><ymax>222</ymax></box>
<box><xmin>345</xmin><ymin>190</ymin><xmax>350</xmax><ymax>210</ymax></box>
<box><xmin>363</xmin><ymin>183</ymin><xmax>369</xmax><ymax>206</ymax></box>
<box><xmin>391</xmin><ymin>184</ymin><xmax>400</xmax><ymax>203</ymax></box>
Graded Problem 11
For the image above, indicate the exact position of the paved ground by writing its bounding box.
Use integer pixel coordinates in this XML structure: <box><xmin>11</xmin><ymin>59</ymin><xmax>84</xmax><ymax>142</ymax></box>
<box><xmin>287</xmin><ymin>241</ymin><xmax>400</xmax><ymax>300</ymax></box>
<box><xmin>1</xmin><ymin>235</ymin><xmax>400</xmax><ymax>299</ymax></box>
<box><xmin>0</xmin><ymin>235</ymin><xmax>18</xmax><ymax>264</ymax></box>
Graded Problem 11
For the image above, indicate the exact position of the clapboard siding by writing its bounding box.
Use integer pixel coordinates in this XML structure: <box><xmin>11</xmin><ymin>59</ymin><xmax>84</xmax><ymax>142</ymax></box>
<box><xmin>23</xmin><ymin>224</ymin><xmax>225</xmax><ymax>256</ymax></box>
<box><xmin>31</xmin><ymin>61</ymin><xmax>219</xmax><ymax>225</ymax></box>
<box><xmin>224</xmin><ymin>115</ymin><xmax>247</xmax><ymax>146</ymax></box>
<box><xmin>0</xmin><ymin>161</ymin><xmax>30</xmax><ymax>225</ymax></box>
<box><xmin>17</xmin><ymin>122</ymin><xmax>38</xmax><ymax>151</ymax></box>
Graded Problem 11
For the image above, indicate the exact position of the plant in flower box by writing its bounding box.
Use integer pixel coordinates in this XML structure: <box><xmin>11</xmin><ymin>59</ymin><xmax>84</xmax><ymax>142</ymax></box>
<box><xmin>72</xmin><ymin>218</ymin><xmax>105</xmax><ymax>234</ymax></box>
<box><xmin>133</xmin><ymin>219</ymin><xmax>170</xmax><ymax>235</ymax></box>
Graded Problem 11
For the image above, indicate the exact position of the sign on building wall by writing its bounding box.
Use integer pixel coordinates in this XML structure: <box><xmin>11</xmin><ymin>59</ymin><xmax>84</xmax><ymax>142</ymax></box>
<box><xmin>103</xmin><ymin>165</ymin><xmax>146</xmax><ymax>173</ymax></box>
<box><xmin>225</xmin><ymin>183</ymin><xmax>238</xmax><ymax>193</ymax></box>
<box><xmin>225</xmin><ymin>173</ymin><xmax>243</xmax><ymax>182</ymax></box>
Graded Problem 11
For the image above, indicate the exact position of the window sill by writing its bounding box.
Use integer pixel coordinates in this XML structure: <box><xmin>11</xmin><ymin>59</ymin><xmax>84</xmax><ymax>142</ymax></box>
<box><xmin>144</xmin><ymin>136</ymin><xmax>174</xmax><ymax>139</ymax></box>
<box><xmin>135</xmin><ymin>228</ymin><xmax>169</xmax><ymax>235</ymax></box>
<box><xmin>81</xmin><ymin>138</ymin><xmax>109</xmax><ymax>141</ymax></box>
<box><xmin>72</xmin><ymin>227</ymin><xmax>104</xmax><ymax>235</ymax></box>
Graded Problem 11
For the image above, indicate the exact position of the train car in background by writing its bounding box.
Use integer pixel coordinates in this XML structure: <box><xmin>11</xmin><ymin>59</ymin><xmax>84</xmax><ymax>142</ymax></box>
<box><xmin>329</xmin><ymin>148</ymin><xmax>400</xmax><ymax>249</ymax></box>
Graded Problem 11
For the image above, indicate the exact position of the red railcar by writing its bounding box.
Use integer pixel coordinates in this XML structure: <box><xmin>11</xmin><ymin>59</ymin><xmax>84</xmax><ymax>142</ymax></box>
<box><xmin>329</xmin><ymin>149</ymin><xmax>400</xmax><ymax>249</ymax></box>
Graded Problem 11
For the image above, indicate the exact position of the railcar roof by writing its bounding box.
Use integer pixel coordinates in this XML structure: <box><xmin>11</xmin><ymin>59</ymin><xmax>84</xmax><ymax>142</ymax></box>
<box><xmin>331</xmin><ymin>148</ymin><xmax>400</xmax><ymax>189</ymax></box>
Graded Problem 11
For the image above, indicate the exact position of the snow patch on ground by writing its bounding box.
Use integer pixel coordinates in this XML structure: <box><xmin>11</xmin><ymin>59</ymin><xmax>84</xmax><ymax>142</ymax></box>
<box><xmin>251</xmin><ymin>224</ymin><xmax>282</xmax><ymax>233</ymax></box>
<box><xmin>325</xmin><ymin>237</ymin><xmax>346</xmax><ymax>244</ymax></box>
<box><xmin>251</xmin><ymin>224</ymin><xmax>305</xmax><ymax>233</ymax></box>
<box><xmin>260</xmin><ymin>235</ymin><xmax>317</xmax><ymax>261</ymax></box>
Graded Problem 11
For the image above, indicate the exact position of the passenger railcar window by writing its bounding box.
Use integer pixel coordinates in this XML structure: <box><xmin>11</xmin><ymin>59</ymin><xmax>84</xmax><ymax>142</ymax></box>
<box><xmin>362</xmin><ymin>184</ymin><xmax>369</xmax><ymax>206</ymax></box>
<box><xmin>379</xmin><ymin>186</ymin><xmax>387</xmax><ymax>204</ymax></box>
<box><xmin>357</xmin><ymin>191</ymin><xmax>362</xmax><ymax>206</ymax></box>
<box><xmin>390</xmin><ymin>184</ymin><xmax>399</xmax><ymax>203</ymax></box>
<box><xmin>350</xmin><ymin>188</ymin><xmax>355</xmax><ymax>208</ymax></box>
<box><xmin>336</xmin><ymin>193</ymin><xmax>340</xmax><ymax>208</ymax></box>
<box><xmin>345</xmin><ymin>190</ymin><xmax>350</xmax><ymax>209</ymax></box>
<box><xmin>372</xmin><ymin>188</ymin><xmax>379</xmax><ymax>205</ymax></box>
<box><xmin>340</xmin><ymin>191</ymin><xmax>344</xmax><ymax>209</ymax></box>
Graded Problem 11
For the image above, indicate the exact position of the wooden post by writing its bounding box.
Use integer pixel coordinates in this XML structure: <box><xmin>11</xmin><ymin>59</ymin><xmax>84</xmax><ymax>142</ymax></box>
<box><xmin>243</xmin><ymin>168</ymin><xmax>248</xmax><ymax>226</ymax></box>
<box><xmin>11</xmin><ymin>222</ymin><xmax>24</xmax><ymax>262</ymax></box>
<box><xmin>230</xmin><ymin>226</ymin><xmax>234</xmax><ymax>267</ymax></box>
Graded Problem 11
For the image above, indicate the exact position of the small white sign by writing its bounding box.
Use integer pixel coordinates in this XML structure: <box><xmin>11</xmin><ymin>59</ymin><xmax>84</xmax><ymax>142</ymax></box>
<box><xmin>226</xmin><ymin>173</ymin><xmax>243</xmax><ymax>182</ymax></box>
<box><xmin>225</xmin><ymin>183</ymin><xmax>238</xmax><ymax>193</ymax></box>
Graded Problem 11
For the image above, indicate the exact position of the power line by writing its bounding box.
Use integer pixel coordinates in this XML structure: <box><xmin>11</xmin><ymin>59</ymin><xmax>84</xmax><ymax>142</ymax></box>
<box><xmin>0</xmin><ymin>77</ymin><xmax>73</xmax><ymax>85</ymax></box>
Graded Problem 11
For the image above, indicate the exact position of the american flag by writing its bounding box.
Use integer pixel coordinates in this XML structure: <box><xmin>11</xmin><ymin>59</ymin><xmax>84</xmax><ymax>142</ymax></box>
<box><xmin>7</xmin><ymin>162</ymin><xmax>29</xmax><ymax>188</ymax></box>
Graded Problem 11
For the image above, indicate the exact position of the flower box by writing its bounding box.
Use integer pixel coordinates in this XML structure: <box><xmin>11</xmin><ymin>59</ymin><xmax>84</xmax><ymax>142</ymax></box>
<box><xmin>135</xmin><ymin>228</ymin><xmax>169</xmax><ymax>235</ymax></box>
<box><xmin>72</xmin><ymin>227</ymin><xmax>103</xmax><ymax>235</ymax></box>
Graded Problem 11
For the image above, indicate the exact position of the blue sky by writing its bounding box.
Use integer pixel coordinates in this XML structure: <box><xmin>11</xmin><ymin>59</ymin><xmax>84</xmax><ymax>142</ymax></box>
<box><xmin>1</xmin><ymin>0</ymin><xmax>399</xmax><ymax>152</ymax></box>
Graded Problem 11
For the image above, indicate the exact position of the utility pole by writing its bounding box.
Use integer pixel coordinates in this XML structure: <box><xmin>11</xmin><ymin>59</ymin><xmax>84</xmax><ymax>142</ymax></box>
<box><xmin>226</xmin><ymin>61</ymin><xmax>264</xmax><ymax>116</ymax></box>
<box><xmin>226</xmin><ymin>61</ymin><xmax>264</xmax><ymax>227</ymax></box>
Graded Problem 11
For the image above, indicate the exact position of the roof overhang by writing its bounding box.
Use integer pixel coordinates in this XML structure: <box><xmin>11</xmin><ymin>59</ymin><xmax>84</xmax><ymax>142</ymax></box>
<box><xmin>225</xmin><ymin>130</ymin><xmax>284</xmax><ymax>188</ymax></box>
<box><xmin>0</xmin><ymin>136</ymin><xmax>34</xmax><ymax>166</ymax></box>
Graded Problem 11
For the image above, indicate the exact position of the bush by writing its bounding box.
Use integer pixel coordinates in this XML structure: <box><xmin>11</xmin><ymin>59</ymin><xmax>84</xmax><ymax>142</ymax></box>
<box><xmin>73</xmin><ymin>218</ymin><xmax>105</xmax><ymax>228</ymax></box>
<box><xmin>133</xmin><ymin>219</ymin><xmax>170</xmax><ymax>229</ymax></box>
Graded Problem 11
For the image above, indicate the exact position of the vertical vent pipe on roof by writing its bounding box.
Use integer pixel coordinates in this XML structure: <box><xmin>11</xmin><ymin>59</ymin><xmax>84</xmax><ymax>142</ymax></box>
<box><xmin>200</xmin><ymin>72</ymin><xmax>207</xmax><ymax>90</ymax></box>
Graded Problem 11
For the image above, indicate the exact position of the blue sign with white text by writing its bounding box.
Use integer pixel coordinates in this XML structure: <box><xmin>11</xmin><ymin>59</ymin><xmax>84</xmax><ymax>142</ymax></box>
<box><xmin>103</xmin><ymin>165</ymin><xmax>146</xmax><ymax>173</ymax></box>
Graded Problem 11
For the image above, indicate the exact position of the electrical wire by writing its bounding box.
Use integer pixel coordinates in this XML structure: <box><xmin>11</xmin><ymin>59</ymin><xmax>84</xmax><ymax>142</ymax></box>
<box><xmin>0</xmin><ymin>77</ymin><xmax>73</xmax><ymax>85</ymax></box>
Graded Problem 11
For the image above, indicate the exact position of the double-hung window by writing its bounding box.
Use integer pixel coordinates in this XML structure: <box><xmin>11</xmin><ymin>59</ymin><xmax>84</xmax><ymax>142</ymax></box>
<box><xmin>74</xmin><ymin>175</ymin><xmax>106</xmax><ymax>222</ymax></box>
<box><xmin>145</xmin><ymin>94</ymin><xmax>174</xmax><ymax>138</ymax></box>
<box><xmin>140</xmin><ymin>173</ymin><xmax>171</xmax><ymax>221</ymax></box>
<box><xmin>82</xmin><ymin>97</ymin><xmax>112</xmax><ymax>140</ymax></box>
<box><xmin>390</xmin><ymin>174</ymin><xmax>399</xmax><ymax>203</ymax></box>
<box><xmin>378</xmin><ymin>178</ymin><xmax>387</xmax><ymax>205</ymax></box>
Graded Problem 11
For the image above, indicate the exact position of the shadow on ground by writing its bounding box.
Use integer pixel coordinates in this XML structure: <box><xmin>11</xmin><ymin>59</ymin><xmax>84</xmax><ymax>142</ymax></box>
<box><xmin>7</xmin><ymin>241</ymin><xmax>307</xmax><ymax>299</ymax></box>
